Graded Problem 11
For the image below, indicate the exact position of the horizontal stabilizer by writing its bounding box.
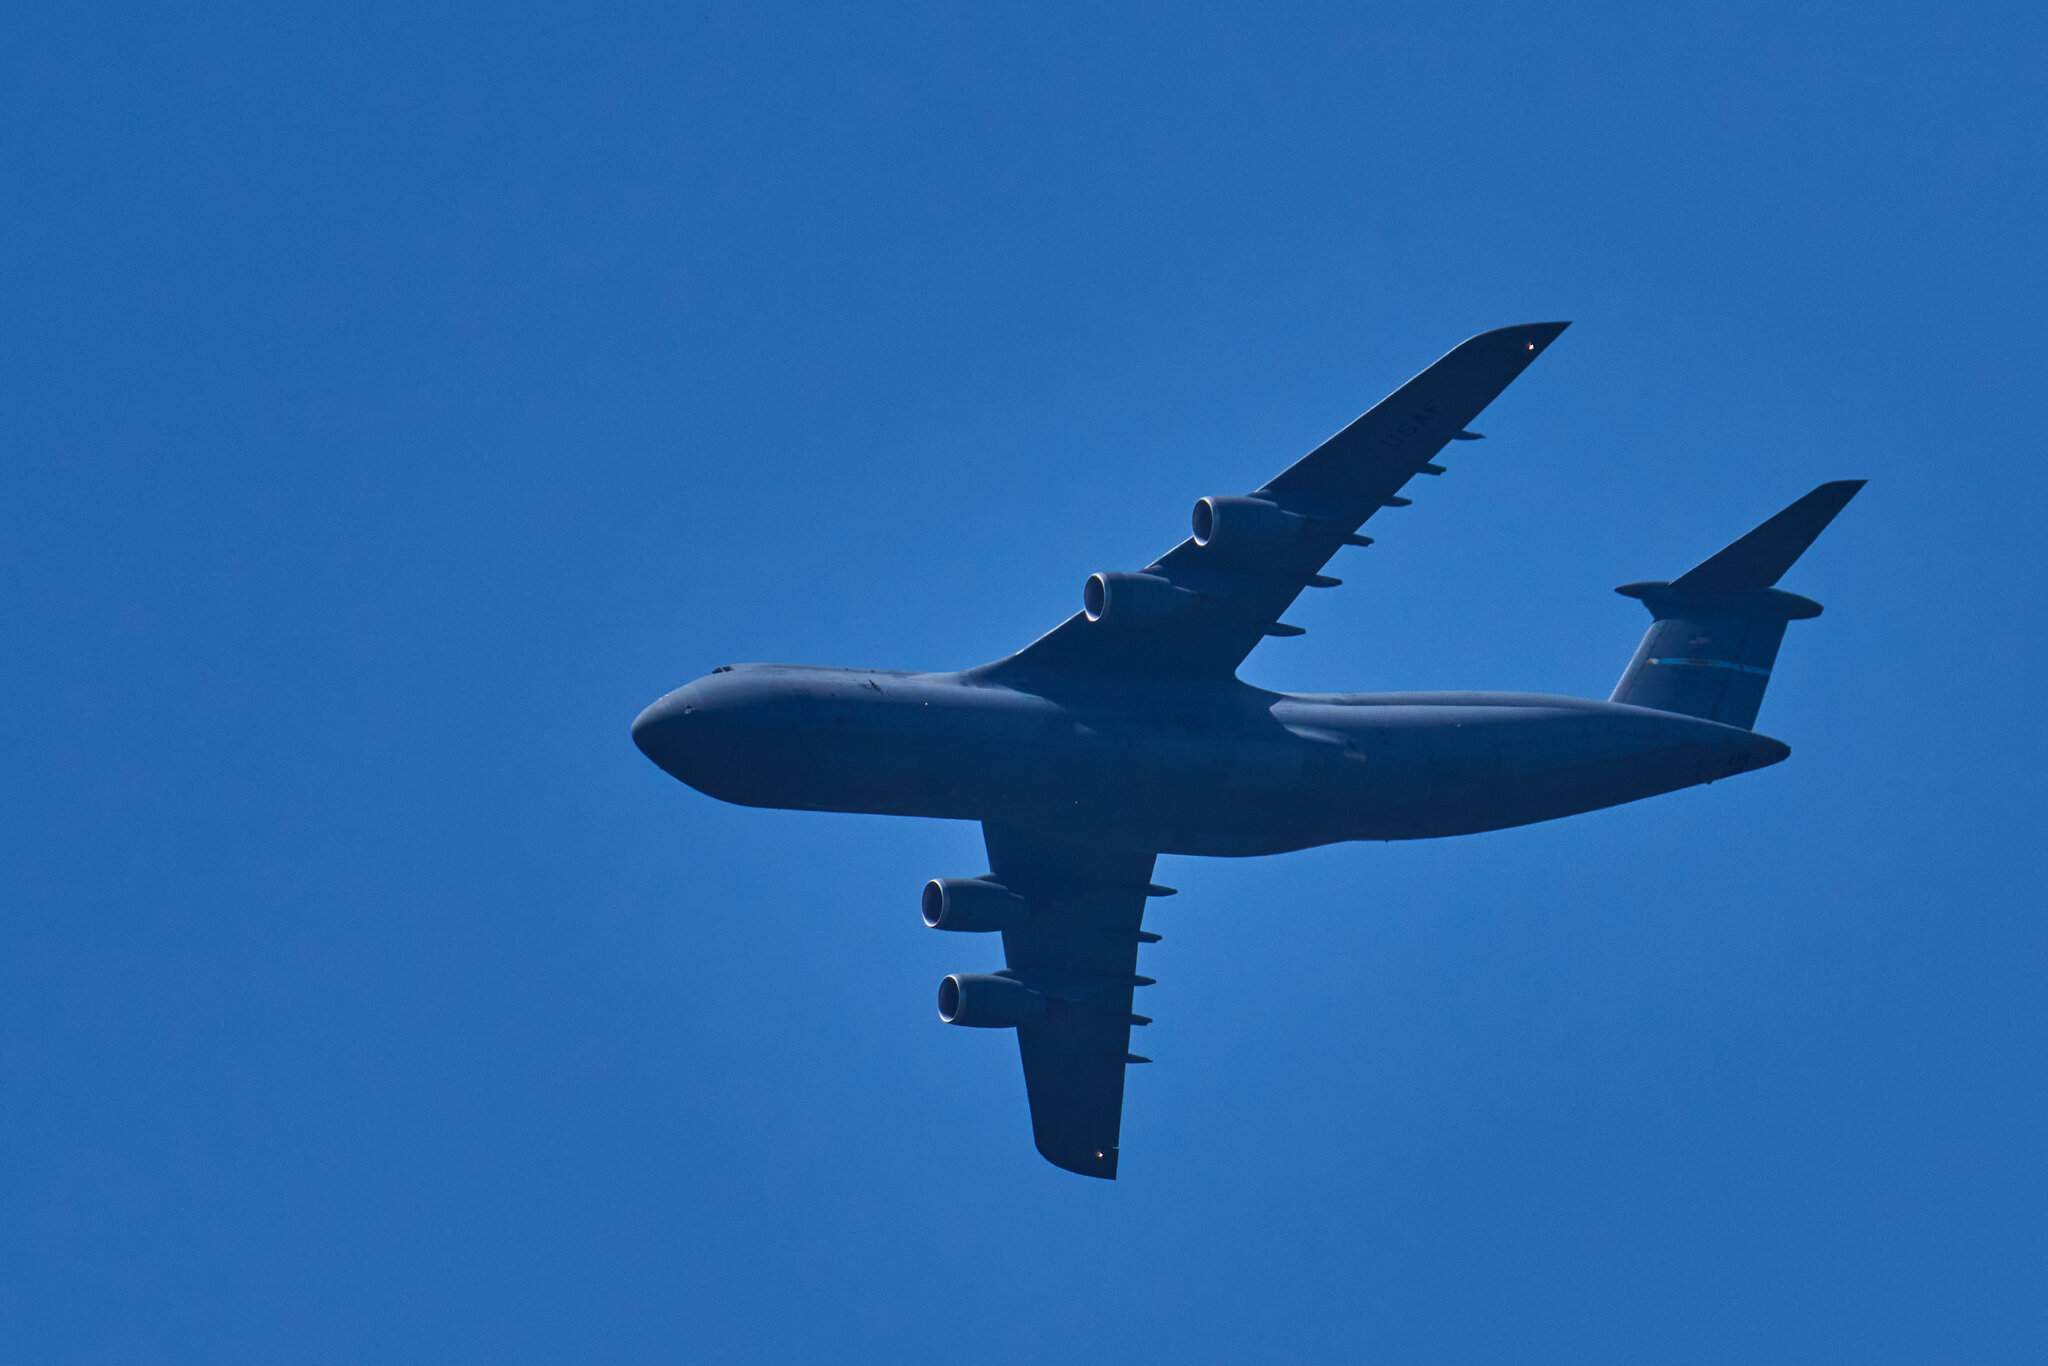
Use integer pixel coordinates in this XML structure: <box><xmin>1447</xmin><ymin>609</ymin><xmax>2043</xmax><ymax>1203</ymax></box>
<box><xmin>1671</xmin><ymin>480</ymin><xmax>1865</xmax><ymax>592</ymax></box>
<box><xmin>1611</xmin><ymin>480</ymin><xmax>1864</xmax><ymax>730</ymax></box>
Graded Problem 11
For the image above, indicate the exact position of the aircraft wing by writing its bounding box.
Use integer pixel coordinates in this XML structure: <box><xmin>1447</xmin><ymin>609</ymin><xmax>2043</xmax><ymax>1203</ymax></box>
<box><xmin>982</xmin><ymin>322</ymin><xmax>1570</xmax><ymax>680</ymax></box>
<box><xmin>982</xmin><ymin>823</ymin><xmax>1161</xmax><ymax>1179</ymax></box>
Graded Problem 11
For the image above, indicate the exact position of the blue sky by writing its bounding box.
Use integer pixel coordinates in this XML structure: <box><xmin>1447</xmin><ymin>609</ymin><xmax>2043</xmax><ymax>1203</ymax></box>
<box><xmin>4</xmin><ymin>3</ymin><xmax>2045</xmax><ymax>1361</ymax></box>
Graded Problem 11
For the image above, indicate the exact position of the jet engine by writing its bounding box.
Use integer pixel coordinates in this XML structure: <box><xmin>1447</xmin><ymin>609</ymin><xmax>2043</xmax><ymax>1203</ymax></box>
<box><xmin>1191</xmin><ymin>495</ymin><xmax>1310</xmax><ymax>551</ymax></box>
<box><xmin>922</xmin><ymin>877</ymin><xmax>1029</xmax><ymax>932</ymax></box>
<box><xmin>1083</xmin><ymin>571</ymin><xmax>1197</xmax><ymax>624</ymax></box>
<box><xmin>937</xmin><ymin>973</ymin><xmax>1047</xmax><ymax>1028</ymax></box>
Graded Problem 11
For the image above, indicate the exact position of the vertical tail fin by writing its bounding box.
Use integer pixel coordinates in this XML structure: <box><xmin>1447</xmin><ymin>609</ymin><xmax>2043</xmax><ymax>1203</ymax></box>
<box><xmin>1611</xmin><ymin>481</ymin><xmax>1864</xmax><ymax>729</ymax></box>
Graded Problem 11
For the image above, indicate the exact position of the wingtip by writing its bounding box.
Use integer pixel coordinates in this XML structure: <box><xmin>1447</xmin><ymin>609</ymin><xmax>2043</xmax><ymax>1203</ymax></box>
<box><xmin>1039</xmin><ymin>1138</ymin><xmax>1120</xmax><ymax>1179</ymax></box>
<box><xmin>1803</xmin><ymin>479</ymin><xmax>1868</xmax><ymax>515</ymax></box>
<box><xmin>1468</xmin><ymin>320</ymin><xmax>1572</xmax><ymax>355</ymax></box>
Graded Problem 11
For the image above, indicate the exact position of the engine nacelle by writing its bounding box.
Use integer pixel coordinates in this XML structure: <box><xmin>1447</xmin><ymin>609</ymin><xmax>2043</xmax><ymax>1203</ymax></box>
<box><xmin>922</xmin><ymin>877</ymin><xmax>1029</xmax><ymax>932</ymax></box>
<box><xmin>1192</xmin><ymin>495</ymin><xmax>1311</xmax><ymax>551</ymax></box>
<box><xmin>1084</xmin><ymin>571</ymin><xmax>1197</xmax><ymax>624</ymax></box>
<box><xmin>937</xmin><ymin>973</ymin><xmax>1046</xmax><ymax>1028</ymax></box>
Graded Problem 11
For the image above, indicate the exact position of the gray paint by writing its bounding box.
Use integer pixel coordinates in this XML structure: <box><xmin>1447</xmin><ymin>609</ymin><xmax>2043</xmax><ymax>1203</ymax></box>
<box><xmin>629</xmin><ymin>324</ymin><xmax>1861</xmax><ymax>1178</ymax></box>
<box><xmin>635</xmin><ymin>670</ymin><xmax>1786</xmax><ymax>854</ymax></box>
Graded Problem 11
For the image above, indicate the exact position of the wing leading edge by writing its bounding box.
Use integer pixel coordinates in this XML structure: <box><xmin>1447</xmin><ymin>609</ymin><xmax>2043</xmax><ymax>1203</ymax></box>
<box><xmin>982</xmin><ymin>824</ymin><xmax>1160</xmax><ymax>1178</ymax></box>
<box><xmin>981</xmin><ymin>322</ymin><xmax>1570</xmax><ymax>681</ymax></box>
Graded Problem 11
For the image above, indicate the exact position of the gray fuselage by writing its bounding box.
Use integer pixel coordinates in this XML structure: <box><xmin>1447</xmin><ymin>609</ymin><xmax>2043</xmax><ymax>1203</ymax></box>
<box><xmin>630</xmin><ymin>663</ymin><xmax>1789</xmax><ymax>857</ymax></box>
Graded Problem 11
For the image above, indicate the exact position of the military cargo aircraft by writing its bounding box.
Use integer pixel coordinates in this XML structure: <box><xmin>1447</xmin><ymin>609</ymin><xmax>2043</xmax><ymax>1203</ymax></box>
<box><xmin>631</xmin><ymin>323</ymin><xmax>1862</xmax><ymax>1177</ymax></box>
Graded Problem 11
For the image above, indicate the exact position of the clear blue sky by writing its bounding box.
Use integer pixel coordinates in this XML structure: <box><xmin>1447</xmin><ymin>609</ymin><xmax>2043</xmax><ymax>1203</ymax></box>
<box><xmin>4</xmin><ymin>3</ymin><xmax>2044</xmax><ymax>1362</ymax></box>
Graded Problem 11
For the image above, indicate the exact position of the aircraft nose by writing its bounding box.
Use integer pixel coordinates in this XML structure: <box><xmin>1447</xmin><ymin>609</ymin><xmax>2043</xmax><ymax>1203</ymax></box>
<box><xmin>632</xmin><ymin>682</ymin><xmax>741</xmax><ymax>791</ymax></box>
<box><xmin>632</xmin><ymin>686</ymin><xmax>699</xmax><ymax>765</ymax></box>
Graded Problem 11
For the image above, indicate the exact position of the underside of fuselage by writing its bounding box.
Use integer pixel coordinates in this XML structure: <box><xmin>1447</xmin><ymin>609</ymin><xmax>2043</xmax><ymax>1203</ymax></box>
<box><xmin>630</xmin><ymin>663</ymin><xmax>1790</xmax><ymax>856</ymax></box>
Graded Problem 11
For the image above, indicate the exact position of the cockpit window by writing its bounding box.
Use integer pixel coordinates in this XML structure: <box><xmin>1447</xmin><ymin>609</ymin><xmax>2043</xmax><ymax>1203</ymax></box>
<box><xmin>712</xmin><ymin>665</ymin><xmax>733</xmax><ymax>674</ymax></box>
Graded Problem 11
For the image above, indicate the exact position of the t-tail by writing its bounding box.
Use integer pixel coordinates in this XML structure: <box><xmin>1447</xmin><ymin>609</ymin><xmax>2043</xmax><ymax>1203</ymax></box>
<box><xmin>1611</xmin><ymin>480</ymin><xmax>1864</xmax><ymax>730</ymax></box>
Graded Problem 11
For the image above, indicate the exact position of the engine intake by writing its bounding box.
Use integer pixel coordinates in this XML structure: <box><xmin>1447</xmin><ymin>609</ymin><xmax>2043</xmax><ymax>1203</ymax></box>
<box><xmin>1192</xmin><ymin>495</ymin><xmax>1311</xmax><ymax>551</ymax></box>
<box><xmin>922</xmin><ymin>878</ymin><xmax>1029</xmax><ymax>932</ymax></box>
<box><xmin>937</xmin><ymin>973</ymin><xmax>1046</xmax><ymax>1028</ymax></box>
<box><xmin>1084</xmin><ymin>571</ymin><xmax>1197</xmax><ymax>624</ymax></box>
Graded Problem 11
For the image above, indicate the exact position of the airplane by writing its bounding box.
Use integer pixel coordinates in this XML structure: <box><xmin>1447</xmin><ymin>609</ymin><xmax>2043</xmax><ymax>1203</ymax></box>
<box><xmin>630</xmin><ymin>322</ymin><xmax>1863</xmax><ymax>1179</ymax></box>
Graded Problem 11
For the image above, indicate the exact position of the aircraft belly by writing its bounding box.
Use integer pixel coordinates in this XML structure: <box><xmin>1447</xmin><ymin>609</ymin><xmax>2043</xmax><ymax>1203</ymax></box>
<box><xmin>1295</xmin><ymin>704</ymin><xmax>1767</xmax><ymax>840</ymax></box>
<box><xmin>700</xmin><ymin>680</ymin><xmax>1779</xmax><ymax>851</ymax></box>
